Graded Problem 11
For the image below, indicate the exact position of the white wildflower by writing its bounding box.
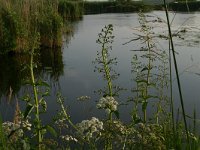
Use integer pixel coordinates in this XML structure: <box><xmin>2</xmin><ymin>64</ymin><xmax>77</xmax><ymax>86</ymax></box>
<box><xmin>76</xmin><ymin>117</ymin><xmax>103</xmax><ymax>140</ymax></box>
<box><xmin>97</xmin><ymin>96</ymin><xmax>118</xmax><ymax>113</ymax></box>
<box><xmin>21</xmin><ymin>119</ymin><xmax>32</xmax><ymax>131</ymax></box>
<box><xmin>2</xmin><ymin>121</ymin><xmax>21</xmax><ymax>136</ymax></box>
<box><xmin>2</xmin><ymin>121</ymin><xmax>23</xmax><ymax>142</ymax></box>
<box><xmin>113</xmin><ymin>120</ymin><xmax>127</xmax><ymax>134</ymax></box>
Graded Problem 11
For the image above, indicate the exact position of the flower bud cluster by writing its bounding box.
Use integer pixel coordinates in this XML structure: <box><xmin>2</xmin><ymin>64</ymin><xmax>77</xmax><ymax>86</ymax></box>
<box><xmin>2</xmin><ymin>121</ymin><xmax>23</xmax><ymax>142</ymax></box>
<box><xmin>77</xmin><ymin>96</ymin><xmax>91</xmax><ymax>101</ymax></box>
<box><xmin>76</xmin><ymin>117</ymin><xmax>103</xmax><ymax>140</ymax></box>
<box><xmin>21</xmin><ymin>119</ymin><xmax>32</xmax><ymax>131</ymax></box>
<box><xmin>97</xmin><ymin>96</ymin><xmax>118</xmax><ymax>113</ymax></box>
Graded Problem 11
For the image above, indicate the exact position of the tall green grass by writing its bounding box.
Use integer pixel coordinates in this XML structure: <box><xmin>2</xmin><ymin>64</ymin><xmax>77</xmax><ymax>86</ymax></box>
<box><xmin>0</xmin><ymin>0</ymin><xmax>83</xmax><ymax>54</ymax></box>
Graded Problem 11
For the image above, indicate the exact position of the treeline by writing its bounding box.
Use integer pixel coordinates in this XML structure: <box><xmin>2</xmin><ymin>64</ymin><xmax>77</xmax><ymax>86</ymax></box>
<box><xmin>169</xmin><ymin>1</ymin><xmax>200</xmax><ymax>11</ymax></box>
<box><xmin>84</xmin><ymin>1</ymin><xmax>154</xmax><ymax>14</ymax></box>
<box><xmin>0</xmin><ymin>0</ymin><xmax>83</xmax><ymax>54</ymax></box>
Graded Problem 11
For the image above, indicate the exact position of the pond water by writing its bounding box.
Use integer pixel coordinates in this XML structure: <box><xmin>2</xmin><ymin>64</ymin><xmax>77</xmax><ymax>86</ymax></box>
<box><xmin>1</xmin><ymin>11</ymin><xmax>200</xmax><ymax>125</ymax></box>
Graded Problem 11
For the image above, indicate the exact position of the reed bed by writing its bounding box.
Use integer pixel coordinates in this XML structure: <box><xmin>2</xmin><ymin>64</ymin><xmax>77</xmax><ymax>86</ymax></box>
<box><xmin>0</xmin><ymin>0</ymin><xmax>83</xmax><ymax>54</ymax></box>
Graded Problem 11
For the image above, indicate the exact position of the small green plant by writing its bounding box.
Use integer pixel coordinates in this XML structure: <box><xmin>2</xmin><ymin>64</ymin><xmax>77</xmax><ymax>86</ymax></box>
<box><xmin>130</xmin><ymin>12</ymin><xmax>169</xmax><ymax>124</ymax></box>
<box><xmin>20</xmin><ymin>33</ymin><xmax>57</xmax><ymax>149</ymax></box>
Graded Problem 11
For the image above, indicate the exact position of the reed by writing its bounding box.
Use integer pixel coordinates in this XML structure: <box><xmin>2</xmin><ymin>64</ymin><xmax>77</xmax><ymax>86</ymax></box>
<box><xmin>163</xmin><ymin>0</ymin><xmax>190</xmax><ymax>147</ymax></box>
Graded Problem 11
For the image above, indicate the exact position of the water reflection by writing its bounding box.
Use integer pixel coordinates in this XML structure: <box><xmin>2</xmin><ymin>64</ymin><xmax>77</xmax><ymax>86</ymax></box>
<box><xmin>0</xmin><ymin>55</ymin><xmax>26</xmax><ymax>98</ymax></box>
<box><xmin>0</xmin><ymin>47</ymin><xmax>64</xmax><ymax>98</ymax></box>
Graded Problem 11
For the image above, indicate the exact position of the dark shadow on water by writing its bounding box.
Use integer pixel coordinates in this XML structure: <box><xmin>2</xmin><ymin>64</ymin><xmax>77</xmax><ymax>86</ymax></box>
<box><xmin>0</xmin><ymin>47</ymin><xmax>64</xmax><ymax>99</ymax></box>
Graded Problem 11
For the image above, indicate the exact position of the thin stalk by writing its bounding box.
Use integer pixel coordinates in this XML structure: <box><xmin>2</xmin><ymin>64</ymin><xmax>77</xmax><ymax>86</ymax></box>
<box><xmin>59</xmin><ymin>98</ymin><xmax>79</xmax><ymax>132</ymax></box>
<box><xmin>169</xmin><ymin>39</ymin><xmax>175</xmax><ymax>144</ymax></box>
<box><xmin>163</xmin><ymin>0</ymin><xmax>190</xmax><ymax>146</ymax></box>
<box><xmin>57</xmin><ymin>94</ymin><xmax>87</xmax><ymax>145</ymax></box>
<box><xmin>144</xmin><ymin>35</ymin><xmax>151</xmax><ymax>123</ymax></box>
<box><xmin>186</xmin><ymin>0</ymin><xmax>190</xmax><ymax>12</ymax></box>
<box><xmin>122</xmin><ymin>133</ymin><xmax>127</xmax><ymax>150</ymax></box>
<box><xmin>30</xmin><ymin>49</ymin><xmax>42</xmax><ymax>147</ymax></box>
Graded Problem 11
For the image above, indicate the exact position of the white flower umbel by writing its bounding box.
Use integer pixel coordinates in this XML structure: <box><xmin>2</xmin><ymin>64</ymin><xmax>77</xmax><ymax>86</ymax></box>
<box><xmin>76</xmin><ymin>117</ymin><xmax>103</xmax><ymax>140</ymax></box>
<box><xmin>97</xmin><ymin>96</ymin><xmax>118</xmax><ymax>113</ymax></box>
<box><xmin>2</xmin><ymin>121</ymin><xmax>23</xmax><ymax>142</ymax></box>
<box><xmin>21</xmin><ymin>119</ymin><xmax>32</xmax><ymax>131</ymax></box>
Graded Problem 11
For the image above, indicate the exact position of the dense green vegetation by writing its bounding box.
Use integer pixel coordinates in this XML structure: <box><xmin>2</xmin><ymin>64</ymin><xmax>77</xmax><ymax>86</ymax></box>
<box><xmin>0</xmin><ymin>0</ymin><xmax>83</xmax><ymax>54</ymax></box>
<box><xmin>84</xmin><ymin>1</ymin><xmax>153</xmax><ymax>14</ymax></box>
<box><xmin>1</xmin><ymin>0</ymin><xmax>199</xmax><ymax>54</ymax></box>
<box><xmin>169</xmin><ymin>1</ymin><xmax>200</xmax><ymax>11</ymax></box>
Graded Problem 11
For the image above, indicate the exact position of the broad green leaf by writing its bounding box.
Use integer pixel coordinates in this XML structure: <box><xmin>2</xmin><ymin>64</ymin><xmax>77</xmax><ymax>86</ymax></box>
<box><xmin>45</xmin><ymin>125</ymin><xmax>57</xmax><ymax>138</ymax></box>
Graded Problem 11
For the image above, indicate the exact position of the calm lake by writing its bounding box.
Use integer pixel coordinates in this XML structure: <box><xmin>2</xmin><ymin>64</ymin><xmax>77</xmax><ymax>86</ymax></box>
<box><xmin>1</xmin><ymin>11</ymin><xmax>200</xmax><ymax>125</ymax></box>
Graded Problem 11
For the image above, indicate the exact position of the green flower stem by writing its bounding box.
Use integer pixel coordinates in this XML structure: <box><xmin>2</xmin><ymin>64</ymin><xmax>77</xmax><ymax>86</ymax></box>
<box><xmin>102</xmin><ymin>43</ymin><xmax>113</xmax><ymax>97</ymax></box>
<box><xmin>163</xmin><ymin>0</ymin><xmax>190</xmax><ymax>147</ymax></box>
<box><xmin>30</xmin><ymin>49</ymin><xmax>42</xmax><ymax>148</ymax></box>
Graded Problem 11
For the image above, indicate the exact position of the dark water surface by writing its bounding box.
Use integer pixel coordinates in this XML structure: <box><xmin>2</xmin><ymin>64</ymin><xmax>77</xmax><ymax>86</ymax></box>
<box><xmin>1</xmin><ymin>11</ymin><xmax>200</xmax><ymax>125</ymax></box>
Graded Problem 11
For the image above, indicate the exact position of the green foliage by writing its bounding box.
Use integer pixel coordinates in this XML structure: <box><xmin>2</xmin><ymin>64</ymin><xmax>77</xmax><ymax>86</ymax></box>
<box><xmin>0</xmin><ymin>116</ymin><xmax>7</xmax><ymax>149</ymax></box>
<box><xmin>0</xmin><ymin>0</ymin><xmax>83</xmax><ymax>54</ymax></box>
<box><xmin>0</xmin><ymin>7</ymin><xmax>19</xmax><ymax>53</ymax></box>
<box><xmin>58</xmin><ymin>0</ymin><xmax>84</xmax><ymax>20</ymax></box>
<box><xmin>130</xmin><ymin>12</ymin><xmax>169</xmax><ymax>123</ymax></box>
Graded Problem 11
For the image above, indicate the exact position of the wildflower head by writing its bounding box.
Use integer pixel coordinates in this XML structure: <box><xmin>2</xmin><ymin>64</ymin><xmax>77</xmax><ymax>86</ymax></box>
<box><xmin>96</xmin><ymin>96</ymin><xmax>118</xmax><ymax>114</ymax></box>
<box><xmin>76</xmin><ymin>117</ymin><xmax>103</xmax><ymax>140</ymax></box>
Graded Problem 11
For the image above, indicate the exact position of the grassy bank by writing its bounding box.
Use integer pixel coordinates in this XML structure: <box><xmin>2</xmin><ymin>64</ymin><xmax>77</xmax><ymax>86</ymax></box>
<box><xmin>0</xmin><ymin>0</ymin><xmax>83</xmax><ymax>54</ymax></box>
<box><xmin>84</xmin><ymin>1</ymin><xmax>154</xmax><ymax>14</ymax></box>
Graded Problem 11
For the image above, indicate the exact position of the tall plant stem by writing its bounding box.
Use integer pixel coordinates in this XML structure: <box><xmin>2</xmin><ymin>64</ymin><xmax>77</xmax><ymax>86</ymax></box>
<box><xmin>163</xmin><ymin>0</ymin><xmax>190</xmax><ymax>146</ymax></box>
<box><xmin>30</xmin><ymin>48</ymin><xmax>42</xmax><ymax>148</ymax></box>
<box><xmin>143</xmin><ymin>35</ymin><xmax>151</xmax><ymax>123</ymax></box>
<box><xmin>169</xmin><ymin>40</ymin><xmax>176</xmax><ymax>143</ymax></box>
<box><xmin>102</xmin><ymin>47</ymin><xmax>113</xmax><ymax>97</ymax></box>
